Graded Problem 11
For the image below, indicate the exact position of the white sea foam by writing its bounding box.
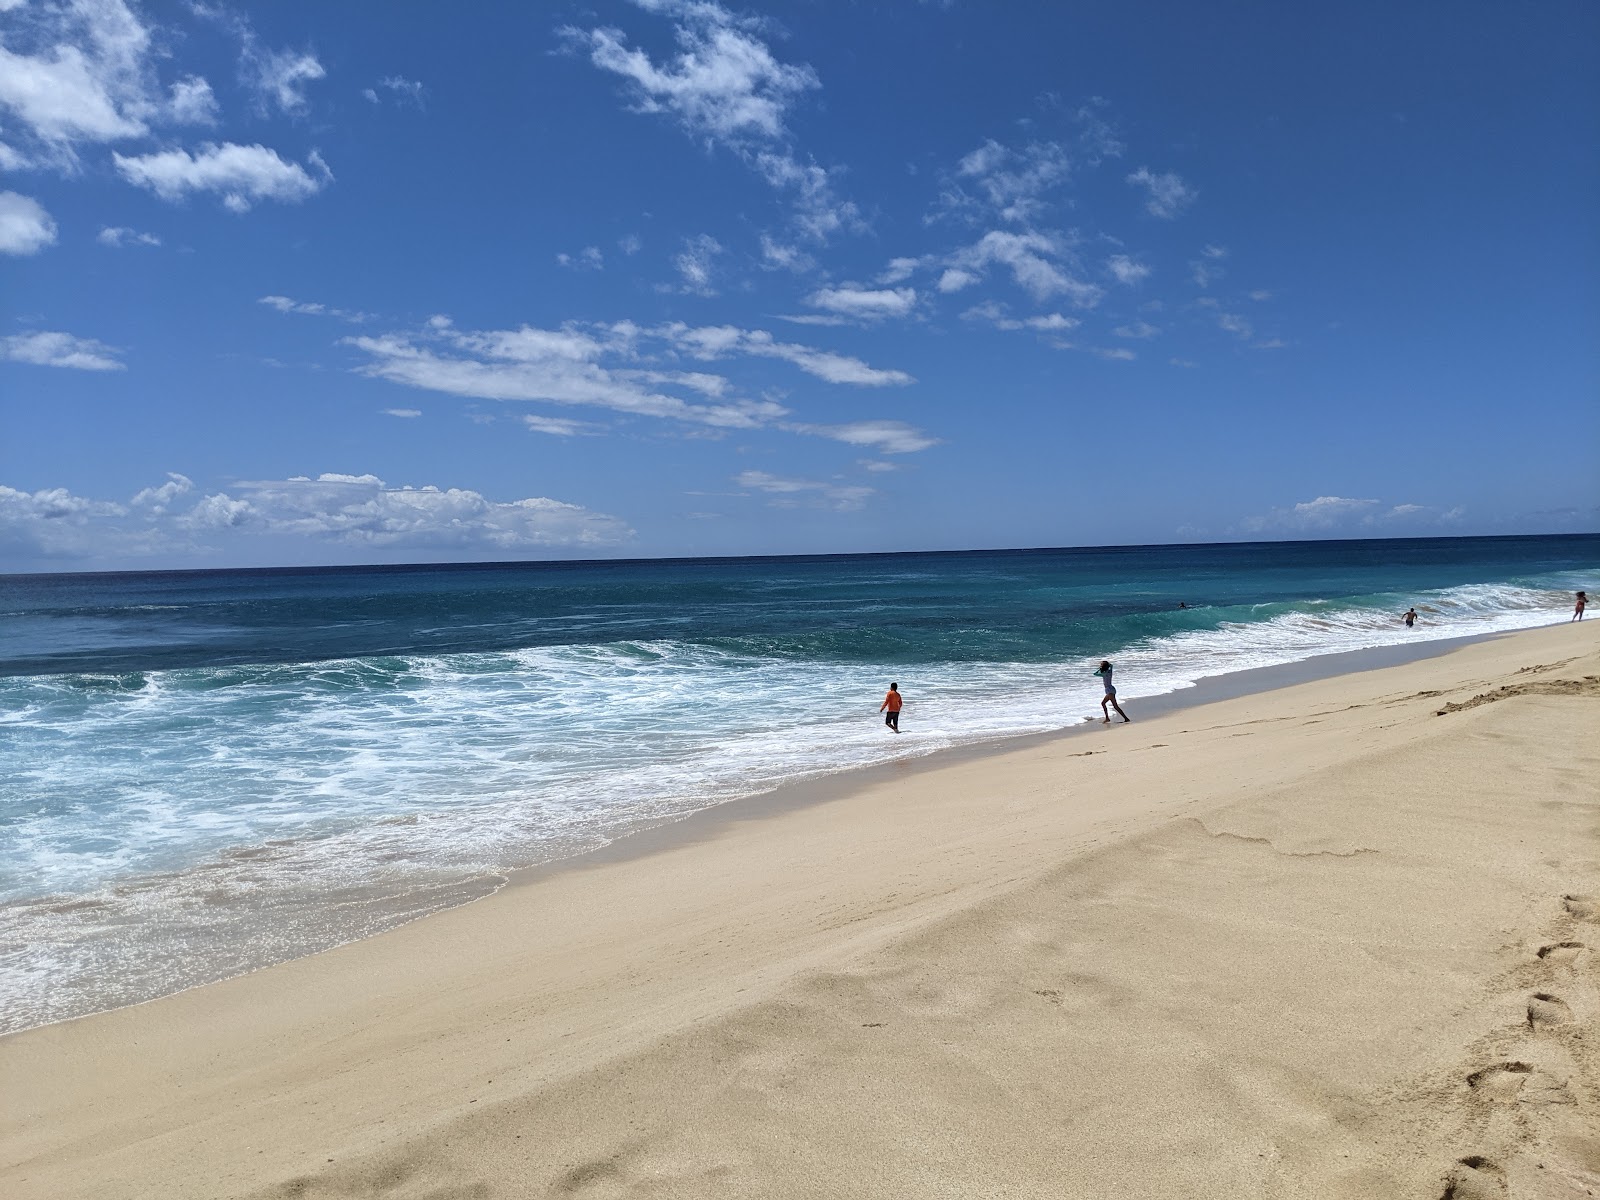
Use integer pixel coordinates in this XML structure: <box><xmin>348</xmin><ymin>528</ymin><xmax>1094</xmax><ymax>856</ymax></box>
<box><xmin>0</xmin><ymin>576</ymin><xmax>1583</xmax><ymax>1031</ymax></box>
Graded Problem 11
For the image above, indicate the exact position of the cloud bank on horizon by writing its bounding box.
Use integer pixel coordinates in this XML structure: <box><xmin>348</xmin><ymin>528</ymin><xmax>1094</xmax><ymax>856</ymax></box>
<box><xmin>2</xmin><ymin>0</ymin><xmax>1596</xmax><ymax>569</ymax></box>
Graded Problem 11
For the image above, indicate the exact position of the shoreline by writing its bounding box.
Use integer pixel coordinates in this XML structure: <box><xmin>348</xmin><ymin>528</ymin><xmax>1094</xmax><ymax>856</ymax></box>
<box><xmin>0</xmin><ymin>620</ymin><xmax>1532</xmax><ymax>1039</ymax></box>
<box><xmin>4</xmin><ymin>620</ymin><xmax>1596</xmax><ymax>1198</ymax></box>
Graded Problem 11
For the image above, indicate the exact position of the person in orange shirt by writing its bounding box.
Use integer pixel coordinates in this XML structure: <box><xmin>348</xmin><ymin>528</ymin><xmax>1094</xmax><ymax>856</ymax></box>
<box><xmin>879</xmin><ymin>682</ymin><xmax>903</xmax><ymax>733</ymax></box>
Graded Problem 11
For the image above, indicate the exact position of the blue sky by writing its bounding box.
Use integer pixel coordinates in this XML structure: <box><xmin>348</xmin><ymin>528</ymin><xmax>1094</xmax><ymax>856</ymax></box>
<box><xmin>2</xmin><ymin>0</ymin><xmax>1596</xmax><ymax>571</ymax></box>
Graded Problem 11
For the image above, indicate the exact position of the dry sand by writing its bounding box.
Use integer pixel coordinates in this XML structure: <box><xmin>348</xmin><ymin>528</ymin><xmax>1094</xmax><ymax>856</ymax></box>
<box><xmin>3</xmin><ymin>621</ymin><xmax>1598</xmax><ymax>1199</ymax></box>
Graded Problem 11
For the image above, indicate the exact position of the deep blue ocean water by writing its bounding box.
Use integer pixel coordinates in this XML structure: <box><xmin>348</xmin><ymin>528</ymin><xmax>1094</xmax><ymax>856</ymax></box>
<box><xmin>1</xmin><ymin>534</ymin><xmax>1595</xmax><ymax>1031</ymax></box>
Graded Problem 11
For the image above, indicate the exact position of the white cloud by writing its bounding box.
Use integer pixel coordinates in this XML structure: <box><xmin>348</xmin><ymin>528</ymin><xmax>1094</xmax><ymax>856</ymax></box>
<box><xmin>735</xmin><ymin>469</ymin><xmax>873</xmax><ymax>511</ymax></box>
<box><xmin>1127</xmin><ymin>166</ymin><xmax>1195</xmax><ymax>219</ymax></box>
<box><xmin>1249</xmin><ymin>289</ymin><xmax>1273</xmax><ymax>301</ymax></box>
<box><xmin>565</xmin><ymin>4</ymin><xmax>860</xmax><ymax>241</ymax></box>
<box><xmin>0</xmin><ymin>0</ymin><xmax>227</xmax><ymax>169</ymax></box>
<box><xmin>1237</xmin><ymin>495</ymin><xmax>1466</xmax><ymax>536</ymax></box>
<box><xmin>1112</xmin><ymin>321</ymin><xmax>1159</xmax><ymax>339</ymax></box>
<box><xmin>115</xmin><ymin>142</ymin><xmax>332</xmax><ymax>211</ymax></box>
<box><xmin>522</xmin><ymin>414</ymin><xmax>595</xmax><ymax>437</ymax></box>
<box><xmin>0</xmin><ymin>472</ymin><xmax>634</xmax><ymax>565</ymax></box>
<box><xmin>878</xmin><ymin>256</ymin><xmax>924</xmax><ymax>285</ymax></box>
<box><xmin>669</xmin><ymin>233</ymin><xmax>724</xmax><ymax>295</ymax></box>
<box><xmin>786</xmin><ymin>419</ymin><xmax>938</xmax><ymax>454</ymax></box>
<box><xmin>367</xmin><ymin>75</ymin><xmax>424</xmax><ymax>108</ymax></box>
<box><xmin>652</xmin><ymin>320</ymin><xmax>915</xmax><ymax>385</ymax></box>
<box><xmin>130</xmin><ymin>472</ymin><xmax>193</xmax><ymax>512</ymax></box>
<box><xmin>734</xmin><ymin>332</ymin><xmax>913</xmax><ymax>386</ymax></box>
<box><xmin>383</xmin><ymin>408</ymin><xmax>421</xmax><ymax>418</ymax></box>
<box><xmin>759</xmin><ymin>233</ymin><xmax>813</xmax><ymax>273</ymax></box>
<box><xmin>97</xmin><ymin>224</ymin><xmax>159</xmax><ymax>247</ymax></box>
<box><xmin>244</xmin><ymin>47</ymin><xmax>324</xmax><ymax>115</ymax></box>
<box><xmin>1</xmin><ymin>330</ymin><xmax>123</xmax><ymax>370</ymax></box>
<box><xmin>805</xmin><ymin>285</ymin><xmax>917</xmax><ymax>321</ymax></box>
<box><xmin>565</xmin><ymin>2</ymin><xmax>818</xmax><ymax>146</ymax></box>
<box><xmin>167</xmin><ymin>75</ymin><xmax>218</xmax><ymax>124</ymax></box>
<box><xmin>937</xmin><ymin>267</ymin><xmax>978</xmax><ymax>293</ymax></box>
<box><xmin>557</xmin><ymin>245</ymin><xmax>604</xmax><ymax>271</ymax></box>
<box><xmin>1190</xmin><ymin>247</ymin><xmax>1226</xmax><ymax>288</ymax></box>
<box><xmin>340</xmin><ymin>317</ymin><xmax>918</xmax><ymax>454</ymax></box>
<box><xmin>345</xmin><ymin>326</ymin><xmax>770</xmax><ymax>427</ymax></box>
<box><xmin>947</xmin><ymin>230</ymin><xmax>1102</xmax><ymax>305</ymax></box>
<box><xmin>942</xmin><ymin>137</ymin><xmax>1070</xmax><ymax>224</ymax></box>
<box><xmin>1217</xmin><ymin>312</ymin><xmax>1253</xmax><ymax>339</ymax></box>
<box><xmin>618</xmin><ymin>233</ymin><xmax>642</xmax><ymax>255</ymax></box>
<box><xmin>961</xmin><ymin>301</ymin><xmax>1079</xmax><ymax>334</ymax></box>
<box><xmin>754</xmin><ymin>151</ymin><xmax>862</xmax><ymax>240</ymax></box>
<box><xmin>859</xmin><ymin>459</ymin><xmax>897</xmax><ymax>472</ymax></box>
<box><xmin>1105</xmin><ymin>254</ymin><xmax>1149</xmax><ymax>285</ymax></box>
<box><xmin>0</xmin><ymin>191</ymin><xmax>57</xmax><ymax>254</ymax></box>
<box><xmin>0</xmin><ymin>0</ymin><xmax>154</xmax><ymax>152</ymax></box>
<box><xmin>1095</xmin><ymin>346</ymin><xmax>1136</xmax><ymax>361</ymax></box>
<box><xmin>259</xmin><ymin>294</ymin><xmax>369</xmax><ymax>323</ymax></box>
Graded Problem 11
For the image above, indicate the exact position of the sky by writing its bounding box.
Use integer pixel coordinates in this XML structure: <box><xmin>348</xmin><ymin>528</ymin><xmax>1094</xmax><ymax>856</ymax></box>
<box><xmin>2</xmin><ymin>0</ymin><xmax>1597</xmax><ymax>572</ymax></box>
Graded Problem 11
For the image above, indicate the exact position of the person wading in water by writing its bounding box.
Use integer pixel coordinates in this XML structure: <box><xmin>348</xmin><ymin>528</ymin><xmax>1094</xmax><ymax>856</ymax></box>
<box><xmin>879</xmin><ymin>682</ymin><xmax>903</xmax><ymax>733</ymax></box>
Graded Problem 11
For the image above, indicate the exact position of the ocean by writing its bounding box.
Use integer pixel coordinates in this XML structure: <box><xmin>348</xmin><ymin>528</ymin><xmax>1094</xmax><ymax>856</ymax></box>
<box><xmin>1</xmin><ymin>534</ymin><xmax>1595</xmax><ymax>1033</ymax></box>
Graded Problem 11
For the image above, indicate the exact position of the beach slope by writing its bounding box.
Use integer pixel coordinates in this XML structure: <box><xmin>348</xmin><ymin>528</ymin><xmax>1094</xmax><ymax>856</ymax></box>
<box><xmin>3</xmin><ymin>622</ymin><xmax>1598</xmax><ymax>1198</ymax></box>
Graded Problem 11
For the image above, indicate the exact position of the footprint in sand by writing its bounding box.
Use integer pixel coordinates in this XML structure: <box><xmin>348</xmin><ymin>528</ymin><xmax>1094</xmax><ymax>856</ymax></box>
<box><xmin>1465</xmin><ymin>1062</ymin><xmax>1531</xmax><ymax>1099</ymax></box>
<box><xmin>1536</xmin><ymin>941</ymin><xmax>1586</xmax><ymax>963</ymax></box>
<box><xmin>1439</xmin><ymin>1156</ymin><xmax>1507</xmax><ymax>1200</ymax></box>
<box><xmin>1527</xmin><ymin>993</ymin><xmax>1572</xmax><ymax>1029</ymax></box>
<box><xmin>1561</xmin><ymin>894</ymin><xmax>1598</xmax><ymax>921</ymax></box>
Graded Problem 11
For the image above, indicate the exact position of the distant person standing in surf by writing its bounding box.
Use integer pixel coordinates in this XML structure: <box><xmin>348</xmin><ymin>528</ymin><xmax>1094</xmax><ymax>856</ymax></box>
<box><xmin>1575</xmin><ymin>592</ymin><xmax>1587</xmax><ymax>621</ymax></box>
<box><xmin>1094</xmin><ymin>661</ymin><xmax>1129</xmax><ymax>723</ymax></box>
<box><xmin>1403</xmin><ymin>607</ymin><xmax>1418</xmax><ymax>628</ymax></box>
<box><xmin>879</xmin><ymin>682</ymin><xmax>903</xmax><ymax>732</ymax></box>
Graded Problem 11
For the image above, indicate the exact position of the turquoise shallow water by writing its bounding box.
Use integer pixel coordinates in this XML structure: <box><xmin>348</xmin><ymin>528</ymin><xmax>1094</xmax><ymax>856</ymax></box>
<box><xmin>1</xmin><ymin>534</ymin><xmax>1595</xmax><ymax>1031</ymax></box>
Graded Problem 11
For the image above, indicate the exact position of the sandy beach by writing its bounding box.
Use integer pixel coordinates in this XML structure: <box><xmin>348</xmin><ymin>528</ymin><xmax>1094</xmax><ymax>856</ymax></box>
<box><xmin>3</xmin><ymin>620</ymin><xmax>1597</xmax><ymax>1199</ymax></box>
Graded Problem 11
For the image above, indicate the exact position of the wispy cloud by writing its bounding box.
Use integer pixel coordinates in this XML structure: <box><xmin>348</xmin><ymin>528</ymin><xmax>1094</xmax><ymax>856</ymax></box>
<box><xmin>1</xmin><ymin>330</ymin><xmax>123</xmax><ymax>371</ymax></box>
<box><xmin>259</xmin><ymin>294</ymin><xmax>370</xmax><ymax>323</ymax></box>
<box><xmin>1112</xmin><ymin>321</ymin><xmax>1159</xmax><ymax>339</ymax></box>
<box><xmin>937</xmin><ymin>137</ymin><xmax>1070</xmax><ymax>225</ymax></box>
<box><xmin>1105</xmin><ymin>254</ymin><xmax>1150</xmax><ymax>285</ymax></box>
<box><xmin>1217</xmin><ymin>312</ymin><xmax>1253</xmax><ymax>339</ymax></box>
<box><xmin>96</xmin><ymin>224</ymin><xmax>160</xmax><ymax>248</ymax></box>
<box><xmin>363</xmin><ymin>75</ymin><xmax>425</xmax><ymax>108</ymax></box>
<box><xmin>556</xmin><ymin>246</ymin><xmax>605</xmax><ymax>271</ymax></box>
<box><xmin>961</xmin><ymin>300</ymin><xmax>1079</xmax><ymax>334</ymax></box>
<box><xmin>668</xmin><ymin>233</ymin><xmax>725</xmax><ymax>295</ymax></box>
<box><xmin>339</xmin><ymin>317</ymin><xmax>922</xmax><ymax>442</ymax></box>
<box><xmin>735</xmin><ymin>469</ymin><xmax>874</xmax><ymax>511</ymax></box>
<box><xmin>1238</xmin><ymin>495</ymin><xmax>1466</xmax><ymax>535</ymax></box>
<box><xmin>1127</xmin><ymin>166</ymin><xmax>1195</xmax><ymax>219</ymax></box>
<box><xmin>944</xmin><ymin>230</ymin><xmax>1102</xmax><ymax>306</ymax></box>
<box><xmin>564</xmin><ymin>1</ymin><xmax>859</xmax><ymax>240</ymax></box>
<box><xmin>785</xmin><ymin>419</ymin><xmax>938</xmax><ymax>454</ymax></box>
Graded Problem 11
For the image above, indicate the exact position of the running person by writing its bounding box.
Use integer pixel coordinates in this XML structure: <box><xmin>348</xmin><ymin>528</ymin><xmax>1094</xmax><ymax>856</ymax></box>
<box><xmin>1095</xmin><ymin>660</ymin><xmax>1129</xmax><ymax>723</ymax></box>
<box><xmin>1403</xmin><ymin>607</ymin><xmax>1418</xmax><ymax>628</ymax></box>
<box><xmin>880</xmin><ymin>682</ymin><xmax>903</xmax><ymax>732</ymax></box>
<box><xmin>1575</xmin><ymin>592</ymin><xmax>1587</xmax><ymax>621</ymax></box>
